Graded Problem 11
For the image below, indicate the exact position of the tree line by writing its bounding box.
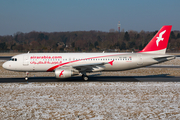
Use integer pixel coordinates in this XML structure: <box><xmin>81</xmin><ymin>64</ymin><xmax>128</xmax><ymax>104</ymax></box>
<box><xmin>0</xmin><ymin>30</ymin><xmax>180</xmax><ymax>52</ymax></box>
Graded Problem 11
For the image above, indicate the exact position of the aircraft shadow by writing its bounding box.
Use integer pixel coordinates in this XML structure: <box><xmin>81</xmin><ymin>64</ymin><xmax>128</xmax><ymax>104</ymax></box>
<box><xmin>0</xmin><ymin>74</ymin><xmax>179</xmax><ymax>83</ymax></box>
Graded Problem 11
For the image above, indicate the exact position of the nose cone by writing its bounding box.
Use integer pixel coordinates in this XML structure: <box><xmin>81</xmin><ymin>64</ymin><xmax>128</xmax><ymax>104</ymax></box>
<box><xmin>2</xmin><ymin>62</ymin><xmax>8</xmax><ymax>70</ymax></box>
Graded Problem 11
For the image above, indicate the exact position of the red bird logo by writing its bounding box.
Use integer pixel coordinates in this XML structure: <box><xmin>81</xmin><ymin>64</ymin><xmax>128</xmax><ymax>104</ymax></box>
<box><xmin>108</xmin><ymin>60</ymin><xmax>114</xmax><ymax>66</ymax></box>
<box><xmin>59</xmin><ymin>70</ymin><xmax>64</xmax><ymax>77</ymax></box>
<box><xmin>156</xmin><ymin>30</ymin><xmax>166</xmax><ymax>46</ymax></box>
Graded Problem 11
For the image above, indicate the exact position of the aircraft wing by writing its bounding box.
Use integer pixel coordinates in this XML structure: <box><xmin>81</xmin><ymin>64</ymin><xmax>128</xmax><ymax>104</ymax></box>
<box><xmin>71</xmin><ymin>62</ymin><xmax>109</xmax><ymax>72</ymax></box>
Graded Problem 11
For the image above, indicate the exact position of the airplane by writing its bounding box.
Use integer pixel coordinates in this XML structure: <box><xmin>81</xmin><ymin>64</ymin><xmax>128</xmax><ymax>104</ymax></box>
<box><xmin>2</xmin><ymin>25</ymin><xmax>175</xmax><ymax>81</ymax></box>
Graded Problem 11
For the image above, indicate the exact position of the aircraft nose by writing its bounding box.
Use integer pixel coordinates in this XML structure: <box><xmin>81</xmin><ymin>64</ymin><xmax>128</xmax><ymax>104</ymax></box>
<box><xmin>2</xmin><ymin>62</ymin><xmax>8</xmax><ymax>70</ymax></box>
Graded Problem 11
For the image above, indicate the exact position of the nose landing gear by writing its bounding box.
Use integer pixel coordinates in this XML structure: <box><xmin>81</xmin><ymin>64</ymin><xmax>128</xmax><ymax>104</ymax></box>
<box><xmin>25</xmin><ymin>72</ymin><xmax>29</xmax><ymax>81</ymax></box>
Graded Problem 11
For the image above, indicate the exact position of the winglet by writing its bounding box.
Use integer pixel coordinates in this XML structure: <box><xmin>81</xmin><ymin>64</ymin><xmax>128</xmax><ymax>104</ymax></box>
<box><xmin>139</xmin><ymin>25</ymin><xmax>172</xmax><ymax>54</ymax></box>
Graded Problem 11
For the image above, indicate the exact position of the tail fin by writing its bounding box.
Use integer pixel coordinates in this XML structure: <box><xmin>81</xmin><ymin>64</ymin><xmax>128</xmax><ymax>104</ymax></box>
<box><xmin>139</xmin><ymin>25</ymin><xmax>172</xmax><ymax>54</ymax></box>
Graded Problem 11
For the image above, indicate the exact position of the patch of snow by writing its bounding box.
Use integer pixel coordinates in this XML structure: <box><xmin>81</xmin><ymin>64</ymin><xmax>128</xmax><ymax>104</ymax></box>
<box><xmin>0</xmin><ymin>82</ymin><xmax>180</xmax><ymax>119</ymax></box>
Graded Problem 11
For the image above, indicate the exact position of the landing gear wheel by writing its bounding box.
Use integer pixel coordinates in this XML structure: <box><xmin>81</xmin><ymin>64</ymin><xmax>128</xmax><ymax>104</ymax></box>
<box><xmin>82</xmin><ymin>75</ymin><xmax>89</xmax><ymax>81</ymax></box>
<box><xmin>83</xmin><ymin>76</ymin><xmax>88</xmax><ymax>81</ymax></box>
<box><xmin>25</xmin><ymin>72</ymin><xmax>29</xmax><ymax>81</ymax></box>
<box><xmin>25</xmin><ymin>77</ymin><xmax>28</xmax><ymax>81</ymax></box>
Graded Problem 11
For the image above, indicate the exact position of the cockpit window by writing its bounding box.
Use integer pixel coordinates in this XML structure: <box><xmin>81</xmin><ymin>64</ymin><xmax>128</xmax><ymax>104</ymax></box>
<box><xmin>9</xmin><ymin>58</ymin><xmax>17</xmax><ymax>61</ymax></box>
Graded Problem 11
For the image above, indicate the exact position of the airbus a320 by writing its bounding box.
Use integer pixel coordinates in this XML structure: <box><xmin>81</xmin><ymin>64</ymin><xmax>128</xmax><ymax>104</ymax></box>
<box><xmin>2</xmin><ymin>25</ymin><xmax>175</xmax><ymax>80</ymax></box>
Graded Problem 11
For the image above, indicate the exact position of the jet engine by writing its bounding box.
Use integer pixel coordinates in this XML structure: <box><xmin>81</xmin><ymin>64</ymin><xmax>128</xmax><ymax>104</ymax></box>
<box><xmin>55</xmin><ymin>69</ymin><xmax>78</xmax><ymax>79</ymax></box>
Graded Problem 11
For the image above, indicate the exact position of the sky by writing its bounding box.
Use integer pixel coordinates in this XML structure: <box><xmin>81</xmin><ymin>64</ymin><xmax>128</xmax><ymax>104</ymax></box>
<box><xmin>0</xmin><ymin>0</ymin><xmax>180</xmax><ymax>35</ymax></box>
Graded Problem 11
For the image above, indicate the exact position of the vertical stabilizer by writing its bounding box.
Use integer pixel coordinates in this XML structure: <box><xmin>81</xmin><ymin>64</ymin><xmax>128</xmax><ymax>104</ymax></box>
<box><xmin>139</xmin><ymin>25</ymin><xmax>172</xmax><ymax>54</ymax></box>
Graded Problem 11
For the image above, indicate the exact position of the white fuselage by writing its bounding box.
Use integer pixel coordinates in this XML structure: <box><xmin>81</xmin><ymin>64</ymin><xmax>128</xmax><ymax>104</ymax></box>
<box><xmin>2</xmin><ymin>52</ymin><xmax>175</xmax><ymax>72</ymax></box>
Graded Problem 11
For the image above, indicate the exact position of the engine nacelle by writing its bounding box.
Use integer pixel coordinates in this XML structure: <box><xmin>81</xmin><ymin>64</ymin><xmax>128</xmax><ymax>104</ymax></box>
<box><xmin>55</xmin><ymin>69</ymin><xmax>72</xmax><ymax>79</ymax></box>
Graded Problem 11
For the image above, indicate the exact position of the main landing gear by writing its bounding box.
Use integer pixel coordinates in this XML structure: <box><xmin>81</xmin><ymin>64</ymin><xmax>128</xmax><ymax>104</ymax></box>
<box><xmin>82</xmin><ymin>74</ymin><xmax>89</xmax><ymax>81</ymax></box>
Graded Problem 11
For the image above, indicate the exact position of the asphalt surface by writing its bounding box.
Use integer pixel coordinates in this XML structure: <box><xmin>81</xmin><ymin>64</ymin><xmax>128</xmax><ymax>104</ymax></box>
<box><xmin>0</xmin><ymin>74</ymin><xmax>179</xmax><ymax>83</ymax></box>
<box><xmin>0</xmin><ymin>56</ymin><xmax>11</xmax><ymax>60</ymax></box>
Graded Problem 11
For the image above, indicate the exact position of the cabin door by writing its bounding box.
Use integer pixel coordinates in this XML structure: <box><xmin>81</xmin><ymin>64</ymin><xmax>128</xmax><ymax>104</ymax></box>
<box><xmin>23</xmin><ymin>55</ymin><xmax>29</xmax><ymax>66</ymax></box>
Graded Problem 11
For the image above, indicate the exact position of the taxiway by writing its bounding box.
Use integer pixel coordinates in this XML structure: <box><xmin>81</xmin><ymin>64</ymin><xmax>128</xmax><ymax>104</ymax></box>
<box><xmin>0</xmin><ymin>75</ymin><xmax>179</xmax><ymax>83</ymax></box>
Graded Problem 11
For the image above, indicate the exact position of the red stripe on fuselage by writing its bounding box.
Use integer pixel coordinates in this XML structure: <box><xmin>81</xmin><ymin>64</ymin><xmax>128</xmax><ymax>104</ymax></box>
<box><xmin>46</xmin><ymin>53</ymin><xmax>127</xmax><ymax>72</ymax></box>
